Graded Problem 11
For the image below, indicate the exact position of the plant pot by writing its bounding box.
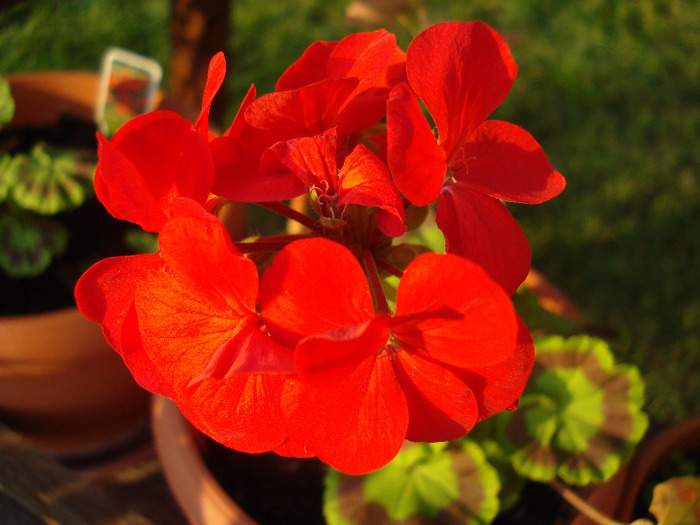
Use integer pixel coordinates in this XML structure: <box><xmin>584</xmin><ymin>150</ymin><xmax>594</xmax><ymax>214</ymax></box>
<box><xmin>572</xmin><ymin>415</ymin><xmax>700</xmax><ymax>525</ymax></box>
<box><xmin>151</xmin><ymin>395</ymin><xmax>256</xmax><ymax>525</ymax></box>
<box><xmin>0</xmin><ymin>307</ymin><xmax>151</xmax><ymax>463</ymax></box>
<box><xmin>6</xmin><ymin>70</ymin><xmax>195</xmax><ymax>127</ymax></box>
<box><xmin>152</xmin><ymin>394</ymin><xmax>329</xmax><ymax>525</ymax></box>
<box><xmin>0</xmin><ymin>71</ymin><xmax>192</xmax><ymax>472</ymax></box>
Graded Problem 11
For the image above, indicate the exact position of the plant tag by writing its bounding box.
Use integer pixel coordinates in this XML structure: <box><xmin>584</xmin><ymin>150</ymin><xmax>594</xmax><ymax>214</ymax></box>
<box><xmin>95</xmin><ymin>47</ymin><xmax>162</xmax><ymax>137</ymax></box>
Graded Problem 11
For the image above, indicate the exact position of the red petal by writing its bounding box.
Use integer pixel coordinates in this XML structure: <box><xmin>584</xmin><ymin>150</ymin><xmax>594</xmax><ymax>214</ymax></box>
<box><xmin>407</xmin><ymin>21</ymin><xmax>517</xmax><ymax>160</ymax></box>
<box><xmin>158</xmin><ymin>215</ymin><xmax>257</xmax><ymax>312</ymax></box>
<box><xmin>330</xmin><ymin>31</ymin><xmax>404</xmax><ymax>131</ymax></box>
<box><xmin>381</xmin><ymin>46</ymin><xmax>408</xmax><ymax>90</ymax></box>
<box><xmin>274</xmin><ymin>438</ymin><xmax>316</xmax><ymax>458</ymax></box>
<box><xmin>136</xmin><ymin>217</ymin><xmax>259</xmax><ymax>395</ymax></box>
<box><xmin>393</xmin><ymin>252</ymin><xmax>518</xmax><ymax>368</ymax></box>
<box><xmin>260</xmin><ymin>238</ymin><xmax>375</xmax><ymax>348</ymax></box>
<box><xmin>453</xmin><ymin>315</ymin><xmax>535</xmax><ymax>420</ymax></box>
<box><xmin>460</xmin><ymin>120</ymin><xmax>566</xmax><ymax>203</ymax></box>
<box><xmin>74</xmin><ymin>254</ymin><xmax>173</xmax><ymax>397</ymax></box>
<box><xmin>282</xmin><ymin>353</ymin><xmax>408</xmax><ymax>474</ymax></box>
<box><xmin>295</xmin><ymin>316</ymin><xmax>390</xmax><ymax>390</ymax></box>
<box><xmin>223</xmin><ymin>84</ymin><xmax>256</xmax><ymax>138</ymax></box>
<box><xmin>188</xmin><ymin>317</ymin><xmax>296</xmax><ymax>388</ymax></box>
<box><xmin>272</xmin><ymin>128</ymin><xmax>339</xmax><ymax>189</ymax></box>
<box><xmin>386</xmin><ymin>83</ymin><xmax>446</xmax><ymax>206</ymax></box>
<box><xmin>96</xmin><ymin>111</ymin><xmax>214</xmax><ymax>231</ymax></box>
<box><xmin>210</xmin><ymin>133</ymin><xmax>306</xmax><ymax>202</ymax></box>
<box><xmin>195</xmin><ymin>51</ymin><xmax>226</xmax><ymax>139</ymax></box>
<box><xmin>436</xmin><ymin>187</ymin><xmax>531</xmax><ymax>295</ymax></box>
<box><xmin>182</xmin><ymin>373</ymin><xmax>289</xmax><ymax>453</ymax></box>
<box><xmin>245</xmin><ymin>78</ymin><xmax>359</xmax><ymax>137</ymax></box>
<box><xmin>276</xmin><ymin>40</ymin><xmax>337</xmax><ymax>92</ymax></box>
<box><xmin>327</xmin><ymin>29</ymin><xmax>397</xmax><ymax>95</ymax></box>
<box><xmin>95</xmin><ymin>133</ymin><xmax>164</xmax><ymax>230</ymax></box>
<box><xmin>394</xmin><ymin>350</ymin><xmax>478</xmax><ymax>442</ymax></box>
<box><xmin>338</xmin><ymin>144</ymin><xmax>406</xmax><ymax>237</ymax></box>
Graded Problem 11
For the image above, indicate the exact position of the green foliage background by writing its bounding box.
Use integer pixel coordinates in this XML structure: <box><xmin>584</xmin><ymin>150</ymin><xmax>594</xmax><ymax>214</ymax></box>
<box><xmin>1</xmin><ymin>0</ymin><xmax>697</xmax><ymax>423</ymax></box>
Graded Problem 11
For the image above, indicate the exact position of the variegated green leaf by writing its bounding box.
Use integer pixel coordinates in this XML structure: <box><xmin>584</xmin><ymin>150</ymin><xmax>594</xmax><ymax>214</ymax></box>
<box><xmin>324</xmin><ymin>441</ymin><xmax>500</xmax><ymax>525</ymax></box>
<box><xmin>468</xmin><ymin>424</ymin><xmax>526</xmax><ymax>512</ymax></box>
<box><xmin>0</xmin><ymin>76</ymin><xmax>14</xmax><ymax>129</ymax></box>
<box><xmin>6</xmin><ymin>142</ymin><xmax>95</xmax><ymax>215</ymax></box>
<box><xmin>498</xmin><ymin>335</ymin><xmax>648</xmax><ymax>486</ymax></box>
<box><xmin>0</xmin><ymin>153</ymin><xmax>14</xmax><ymax>201</ymax></box>
<box><xmin>0</xmin><ymin>210</ymin><xmax>68</xmax><ymax>277</ymax></box>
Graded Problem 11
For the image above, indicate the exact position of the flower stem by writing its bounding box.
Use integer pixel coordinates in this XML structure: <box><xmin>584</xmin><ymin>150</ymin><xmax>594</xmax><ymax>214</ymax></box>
<box><xmin>234</xmin><ymin>236</ymin><xmax>314</xmax><ymax>254</ymax></box>
<box><xmin>255</xmin><ymin>201</ymin><xmax>326</xmax><ymax>236</ymax></box>
<box><xmin>376</xmin><ymin>258</ymin><xmax>404</xmax><ymax>279</ymax></box>
<box><xmin>362</xmin><ymin>250</ymin><xmax>390</xmax><ymax>314</ymax></box>
<box><xmin>549</xmin><ymin>480</ymin><xmax>626</xmax><ymax>525</ymax></box>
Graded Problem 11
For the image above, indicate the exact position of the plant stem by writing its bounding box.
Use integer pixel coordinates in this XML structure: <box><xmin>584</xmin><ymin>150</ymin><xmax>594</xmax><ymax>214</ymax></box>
<box><xmin>375</xmin><ymin>258</ymin><xmax>404</xmax><ymax>279</ymax></box>
<box><xmin>234</xmin><ymin>236</ymin><xmax>313</xmax><ymax>254</ymax></box>
<box><xmin>549</xmin><ymin>480</ymin><xmax>627</xmax><ymax>525</ymax></box>
<box><xmin>255</xmin><ymin>201</ymin><xmax>326</xmax><ymax>236</ymax></box>
<box><xmin>362</xmin><ymin>250</ymin><xmax>390</xmax><ymax>314</ymax></box>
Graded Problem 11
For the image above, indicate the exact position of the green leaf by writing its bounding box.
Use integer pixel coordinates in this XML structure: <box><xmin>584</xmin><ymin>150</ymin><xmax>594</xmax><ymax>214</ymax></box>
<box><xmin>0</xmin><ymin>76</ymin><xmax>14</xmax><ymax>129</ymax></box>
<box><xmin>0</xmin><ymin>210</ymin><xmax>69</xmax><ymax>277</ymax></box>
<box><xmin>472</xmin><ymin>434</ymin><xmax>525</xmax><ymax>512</ymax></box>
<box><xmin>447</xmin><ymin>440</ymin><xmax>501</xmax><ymax>525</ymax></box>
<box><xmin>363</xmin><ymin>443</ymin><xmax>457</xmax><ymax>520</ymax></box>
<box><xmin>324</xmin><ymin>441</ymin><xmax>501</xmax><ymax>525</ymax></box>
<box><xmin>0</xmin><ymin>153</ymin><xmax>14</xmax><ymax>201</ymax></box>
<box><xmin>499</xmin><ymin>335</ymin><xmax>648</xmax><ymax>485</ymax></box>
<box><xmin>649</xmin><ymin>476</ymin><xmax>700</xmax><ymax>525</ymax></box>
<box><xmin>6</xmin><ymin>142</ymin><xmax>95</xmax><ymax>215</ymax></box>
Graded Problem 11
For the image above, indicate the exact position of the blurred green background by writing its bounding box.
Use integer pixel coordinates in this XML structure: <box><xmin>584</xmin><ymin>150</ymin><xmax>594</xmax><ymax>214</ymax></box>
<box><xmin>1</xmin><ymin>0</ymin><xmax>698</xmax><ymax>424</ymax></box>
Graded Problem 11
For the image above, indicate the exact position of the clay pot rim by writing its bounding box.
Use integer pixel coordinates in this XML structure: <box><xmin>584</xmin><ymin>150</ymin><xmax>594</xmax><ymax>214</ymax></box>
<box><xmin>151</xmin><ymin>395</ymin><xmax>258</xmax><ymax>525</ymax></box>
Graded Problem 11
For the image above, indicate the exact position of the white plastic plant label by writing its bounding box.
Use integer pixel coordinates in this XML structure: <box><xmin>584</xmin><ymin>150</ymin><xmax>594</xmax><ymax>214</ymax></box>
<box><xmin>95</xmin><ymin>47</ymin><xmax>162</xmax><ymax>137</ymax></box>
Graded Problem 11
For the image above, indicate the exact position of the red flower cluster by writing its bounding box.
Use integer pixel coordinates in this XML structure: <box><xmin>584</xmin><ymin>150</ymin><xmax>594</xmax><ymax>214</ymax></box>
<box><xmin>75</xmin><ymin>22</ymin><xmax>564</xmax><ymax>474</ymax></box>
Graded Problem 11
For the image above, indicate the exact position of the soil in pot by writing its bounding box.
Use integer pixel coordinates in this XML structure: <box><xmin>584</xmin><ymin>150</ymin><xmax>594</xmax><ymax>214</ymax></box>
<box><xmin>203</xmin><ymin>437</ymin><xmax>328</xmax><ymax>525</ymax></box>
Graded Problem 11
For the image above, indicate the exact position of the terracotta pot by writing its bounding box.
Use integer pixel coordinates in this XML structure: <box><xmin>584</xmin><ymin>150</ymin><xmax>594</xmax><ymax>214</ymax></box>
<box><xmin>6</xmin><ymin>70</ymin><xmax>196</xmax><ymax>126</ymax></box>
<box><xmin>0</xmin><ymin>308</ymin><xmax>150</xmax><ymax>462</ymax></box>
<box><xmin>151</xmin><ymin>395</ymin><xmax>257</xmax><ymax>525</ymax></box>
<box><xmin>0</xmin><ymin>71</ymin><xmax>187</xmax><ymax>469</ymax></box>
<box><xmin>572</xmin><ymin>415</ymin><xmax>700</xmax><ymax>525</ymax></box>
<box><xmin>6</xmin><ymin>70</ymin><xmax>101</xmax><ymax>126</ymax></box>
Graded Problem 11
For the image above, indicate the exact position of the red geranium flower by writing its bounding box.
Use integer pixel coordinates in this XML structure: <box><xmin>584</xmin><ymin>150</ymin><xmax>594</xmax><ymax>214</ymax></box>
<box><xmin>210</xmin><ymin>29</ymin><xmax>406</xmax><ymax>203</ymax></box>
<box><xmin>260</xmin><ymin>237</ymin><xmax>532</xmax><ymax>473</ymax></box>
<box><xmin>80</xmin><ymin>199</ymin><xmax>296</xmax><ymax>452</ymax></box>
<box><xmin>387</xmin><ymin>21</ymin><xmax>566</xmax><ymax>294</ymax></box>
<box><xmin>271</xmin><ymin>127</ymin><xmax>406</xmax><ymax>237</ymax></box>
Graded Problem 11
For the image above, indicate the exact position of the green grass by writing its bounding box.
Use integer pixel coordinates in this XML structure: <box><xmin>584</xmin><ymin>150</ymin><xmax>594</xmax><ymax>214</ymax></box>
<box><xmin>1</xmin><ymin>0</ymin><xmax>698</xmax><ymax>423</ymax></box>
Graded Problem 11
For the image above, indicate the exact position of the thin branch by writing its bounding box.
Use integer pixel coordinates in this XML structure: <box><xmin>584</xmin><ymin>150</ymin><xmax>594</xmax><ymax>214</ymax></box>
<box><xmin>549</xmin><ymin>480</ymin><xmax>627</xmax><ymax>525</ymax></box>
<box><xmin>234</xmin><ymin>235</ymin><xmax>315</xmax><ymax>254</ymax></box>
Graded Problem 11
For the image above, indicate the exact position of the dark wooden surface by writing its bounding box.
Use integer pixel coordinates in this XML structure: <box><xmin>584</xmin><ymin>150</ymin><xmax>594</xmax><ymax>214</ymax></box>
<box><xmin>0</xmin><ymin>422</ymin><xmax>188</xmax><ymax>525</ymax></box>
